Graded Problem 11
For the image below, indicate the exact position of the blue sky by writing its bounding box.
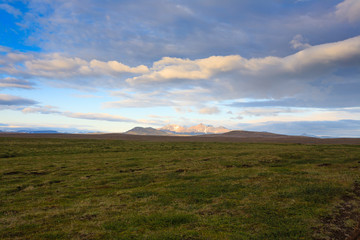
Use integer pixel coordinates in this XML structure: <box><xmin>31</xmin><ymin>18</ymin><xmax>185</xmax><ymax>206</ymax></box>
<box><xmin>1</xmin><ymin>0</ymin><xmax>360</xmax><ymax>137</ymax></box>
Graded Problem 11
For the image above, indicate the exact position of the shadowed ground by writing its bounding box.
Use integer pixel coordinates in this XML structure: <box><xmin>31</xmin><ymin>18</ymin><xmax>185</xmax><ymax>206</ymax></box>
<box><xmin>1</xmin><ymin>131</ymin><xmax>360</xmax><ymax>144</ymax></box>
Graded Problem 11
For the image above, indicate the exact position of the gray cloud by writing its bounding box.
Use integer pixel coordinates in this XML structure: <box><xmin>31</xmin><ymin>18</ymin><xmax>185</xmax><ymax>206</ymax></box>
<box><xmin>238</xmin><ymin>120</ymin><xmax>360</xmax><ymax>138</ymax></box>
<box><xmin>123</xmin><ymin>36</ymin><xmax>360</xmax><ymax>108</ymax></box>
<box><xmin>0</xmin><ymin>124</ymin><xmax>94</xmax><ymax>133</ymax></box>
<box><xmin>2</xmin><ymin>36</ymin><xmax>360</xmax><ymax>110</ymax></box>
<box><xmin>229</xmin><ymin>80</ymin><xmax>360</xmax><ymax>109</ymax></box>
<box><xmin>0</xmin><ymin>94</ymin><xmax>38</xmax><ymax>106</ymax></box>
<box><xmin>0</xmin><ymin>77</ymin><xmax>34</xmax><ymax>89</ymax></box>
<box><xmin>1</xmin><ymin>0</ymin><xmax>359</xmax><ymax>115</ymax></box>
<box><xmin>10</xmin><ymin>0</ymin><xmax>358</xmax><ymax>65</ymax></box>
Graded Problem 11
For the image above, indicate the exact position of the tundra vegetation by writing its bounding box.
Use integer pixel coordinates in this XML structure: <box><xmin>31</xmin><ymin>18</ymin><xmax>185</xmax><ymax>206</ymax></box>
<box><xmin>0</xmin><ymin>137</ymin><xmax>359</xmax><ymax>239</ymax></box>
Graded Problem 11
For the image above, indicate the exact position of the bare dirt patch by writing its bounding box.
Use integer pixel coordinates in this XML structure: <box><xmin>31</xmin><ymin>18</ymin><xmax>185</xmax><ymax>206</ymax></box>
<box><xmin>313</xmin><ymin>182</ymin><xmax>360</xmax><ymax>240</ymax></box>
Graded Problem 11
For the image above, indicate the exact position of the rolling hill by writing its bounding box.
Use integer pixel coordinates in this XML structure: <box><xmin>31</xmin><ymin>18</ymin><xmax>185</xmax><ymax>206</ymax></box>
<box><xmin>124</xmin><ymin>127</ymin><xmax>171</xmax><ymax>136</ymax></box>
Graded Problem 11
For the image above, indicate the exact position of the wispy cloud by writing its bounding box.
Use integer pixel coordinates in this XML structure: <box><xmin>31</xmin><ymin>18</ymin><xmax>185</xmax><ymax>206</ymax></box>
<box><xmin>198</xmin><ymin>106</ymin><xmax>220</xmax><ymax>115</ymax></box>
<box><xmin>0</xmin><ymin>3</ymin><xmax>21</xmax><ymax>17</ymax></box>
<box><xmin>22</xmin><ymin>106</ymin><xmax>137</xmax><ymax>123</ymax></box>
<box><xmin>290</xmin><ymin>34</ymin><xmax>311</xmax><ymax>50</ymax></box>
<box><xmin>105</xmin><ymin>87</ymin><xmax>214</xmax><ymax>108</ymax></box>
<box><xmin>0</xmin><ymin>77</ymin><xmax>34</xmax><ymax>89</ymax></box>
<box><xmin>239</xmin><ymin>107</ymin><xmax>304</xmax><ymax>117</ymax></box>
<box><xmin>22</xmin><ymin>105</ymin><xmax>60</xmax><ymax>114</ymax></box>
<box><xmin>63</xmin><ymin>112</ymin><xmax>134</xmax><ymax>122</ymax></box>
<box><xmin>0</xmin><ymin>94</ymin><xmax>38</xmax><ymax>106</ymax></box>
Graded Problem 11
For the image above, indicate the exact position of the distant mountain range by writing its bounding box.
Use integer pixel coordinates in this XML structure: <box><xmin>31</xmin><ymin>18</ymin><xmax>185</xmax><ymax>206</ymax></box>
<box><xmin>15</xmin><ymin>130</ymin><xmax>60</xmax><ymax>134</ymax></box>
<box><xmin>0</xmin><ymin>128</ymin><xmax>95</xmax><ymax>134</ymax></box>
<box><xmin>124</xmin><ymin>127</ymin><xmax>172</xmax><ymax>136</ymax></box>
<box><xmin>125</xmin><ymin>124</ymin><xmax>230</xmax><ymax>136</ymax></box>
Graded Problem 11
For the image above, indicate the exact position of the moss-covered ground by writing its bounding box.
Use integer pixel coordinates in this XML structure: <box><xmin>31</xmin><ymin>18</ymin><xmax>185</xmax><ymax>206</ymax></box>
<box><xmin>1</xmin><ymin>137</ymin><xmax>359</xmax><ymax>239</ymax></box>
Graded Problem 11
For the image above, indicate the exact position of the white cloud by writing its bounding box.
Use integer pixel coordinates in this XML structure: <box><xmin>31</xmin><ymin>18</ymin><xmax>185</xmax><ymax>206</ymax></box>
<box><xmin>126</xmin><ymin>55</ymin><xmax>244</xmax><ymax>84</ymax></box>
<box><xmin>127</xmin><ymin>35</ymin><xmax>360</xmax><ymax>88</ymax></box>
<box><xmin>21</xmin><ymin>53</ymin><xmax>149</xmax><ymax>79</ymax></box>
<box><xmin>26</xmin><ymin>54</ymin><xmax>87</xmax><ymax>74</ymax></box>
<box><xmin>290</xmin><ymin>34</ymin><xmax>311</xmax><ymax>50</ymax></box>
<box><xmin>2</xmin><ymin>36</ymin><xmax>360</xmax><ymax>109</ymax></box>
<box><xmin>89</xmin><ymin>60</ymin><xmax>149</xmax><ymax>74</ymax></box>
<box><xmin>198</xmin><ymin>106</ymin><xmax>220</xmax><ymax>115</ymax></box>
<box><xmin>284</xmin><ymin>35</ymin><xmax>360</xmax><ymax>70</ymax></box>
<box><xmin>22</xmin><ymin>105</ymin><xmax>60</xmax><ymax>114</ymax></box>
<box><xmin>63</xmin><ymin>112</ymin><xmax>134</xmax><ymax>122</ymax></box>
<box><xmin>121</xmin><ymin>36</ymin><xmax>360</xmax><ymax>105</ymax></box>
<box><xmin>336</xmin><ymin>0</ymin><xmax>360</xmax><ymax>23</ymax></box>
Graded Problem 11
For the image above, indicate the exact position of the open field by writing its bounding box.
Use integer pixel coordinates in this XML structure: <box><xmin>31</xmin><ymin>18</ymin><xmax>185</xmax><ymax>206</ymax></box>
<box><xmin>1</xmin><ymin>136</ymin><xmax>360</xmax><ymax>239</ymax></box>
<box><xmin>2</xmin><ymin>132</ymin><xmax>360</xmax><ymax>144</ymax></box>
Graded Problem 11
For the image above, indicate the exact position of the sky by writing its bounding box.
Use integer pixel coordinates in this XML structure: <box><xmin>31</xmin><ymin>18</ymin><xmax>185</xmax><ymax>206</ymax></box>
<box><xmin>1</xmin><ymin>0</ymin><xmax>360</xmax><ymax>137</ymax></box>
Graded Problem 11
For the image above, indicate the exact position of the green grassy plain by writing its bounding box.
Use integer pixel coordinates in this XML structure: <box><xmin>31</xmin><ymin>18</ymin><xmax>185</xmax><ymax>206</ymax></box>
<box><xmin>0</xmin><ymin>137</ymin><xmax>359</xmax><ymax>239</ymax></box>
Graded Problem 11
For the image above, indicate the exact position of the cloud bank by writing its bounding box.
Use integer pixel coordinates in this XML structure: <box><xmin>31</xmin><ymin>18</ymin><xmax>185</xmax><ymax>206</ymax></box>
<box><xmin>240</xmin><ymin>120</ymin><xmax>360</xmax><ymax>138</ymax></box>
<box><xmin>336</xmin><ymin>0</ymin><xmax>360</xmax><ymax>23</ymax></box>
<box><xmin>1</xmin><ymin>35</ymin><xmax>360</xmax><ymax>109</ymax></box>
<box><xmin>1</xmin><ymin>0</ymin><xmax>360</xmax><ymax>136</ymax></box>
